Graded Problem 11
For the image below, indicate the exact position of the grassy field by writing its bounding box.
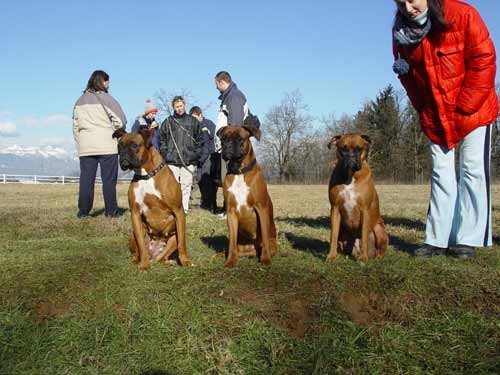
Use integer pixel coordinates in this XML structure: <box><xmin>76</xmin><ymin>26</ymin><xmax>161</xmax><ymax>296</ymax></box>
<box><xmin>0</xmin><ymin>183</ymin><xmax>499</xmax><ymax>375</ymax></box>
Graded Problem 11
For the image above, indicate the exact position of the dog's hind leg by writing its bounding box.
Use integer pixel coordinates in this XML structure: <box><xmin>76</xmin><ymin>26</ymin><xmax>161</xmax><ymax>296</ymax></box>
<box><xmin>373</xmin><ymin>222</ymin><xmax>389</xmax><ymax>257</ymax></box>
<box><xmin>155</xmin><ymin>234</ymin><xmax>178</xmax><ymax>265</ymax></box>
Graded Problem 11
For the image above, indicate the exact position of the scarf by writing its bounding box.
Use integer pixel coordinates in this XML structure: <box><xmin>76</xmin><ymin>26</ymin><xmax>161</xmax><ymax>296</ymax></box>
<box><xmin>393</xmin><ymin>10</ymin><xmax>431</xmax><ymax>46</ymax></box>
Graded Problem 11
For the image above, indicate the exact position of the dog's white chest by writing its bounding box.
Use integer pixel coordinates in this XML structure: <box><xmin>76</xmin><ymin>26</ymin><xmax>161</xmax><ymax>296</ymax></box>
<box><xmin>134</xmin><ymin>178</ymin><xmax>161</xmax><ymax>214</ymax></box>
<box><xmin>340</xmin><ymin>181</ymin><xmax>359</xmax><ymax>220</ymax></box>
<box><xmin>228</xmin><ymin>175</ymin><xmax>249</xmax><ymax>211</ymax></box>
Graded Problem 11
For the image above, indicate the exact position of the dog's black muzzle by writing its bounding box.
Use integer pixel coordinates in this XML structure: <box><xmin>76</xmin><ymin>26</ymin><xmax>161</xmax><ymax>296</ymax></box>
<box><xmin>118</xmin><ymin>145</ymin><xmax>142</xmax><ymax>171</ymax></box>
<box><xmin>221</xmin><ymin>140</ymin><xmax>244</xmax><ymax>163</ymax></box>
<box><xmin>341</xmin><ymin>154</ymin><xmax>361</xmax><ymax>173</ymax></box>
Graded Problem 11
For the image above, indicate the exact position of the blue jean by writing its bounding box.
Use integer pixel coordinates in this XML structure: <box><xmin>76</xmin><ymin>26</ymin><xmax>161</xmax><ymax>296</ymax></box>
<box><xmin>425</xmin><ymin>125</ymin><xmax>492</xmax><ymax>248</ymax></box>
<box><xmin>78</xmin><ymin>154</ymin><xmax>118</xmax><ymax>216</ymax></box>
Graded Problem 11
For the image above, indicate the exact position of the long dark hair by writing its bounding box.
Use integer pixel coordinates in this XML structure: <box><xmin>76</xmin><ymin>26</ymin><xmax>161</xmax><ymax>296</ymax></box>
<box><xmin>428</xmin><ymin>0</ymin><xmax>449</xmax><ymax>32</ymax></box>
<box><xmin>85</xmin><ymin>70</ymin><xmax>109</xmax><ymax>93</ymax></box>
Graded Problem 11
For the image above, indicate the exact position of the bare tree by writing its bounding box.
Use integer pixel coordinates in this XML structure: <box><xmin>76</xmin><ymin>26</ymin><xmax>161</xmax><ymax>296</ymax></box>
<box><xmin>260</xmin><ymin>90</ymin><xmax>312</xmax><ymax>183</ymax></box>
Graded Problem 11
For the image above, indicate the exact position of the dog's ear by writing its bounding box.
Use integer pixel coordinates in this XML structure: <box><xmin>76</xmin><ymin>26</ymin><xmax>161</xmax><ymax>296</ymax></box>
<box><xmin>327</xmin><ymin>135</ymin><xmax>342</xmax><ymax>149</ymax></box>
<box><xmin>112</xmin><ymin>128</ymin><xmax>127</xmax><ymax>139</ymax></box>
<box><xmin>361</xmin><ymin>134</ymin><xmax>371</xmax><ymax>160</ymax></box>
<box><xmin>138</xmin><ymin>127</ymin><xmax>154</xmax><ymax>148</ymax></box>
<box><xmin>242</xmin><ymin>125</ymin><xmax>261</xmax><ymax>141</ymax></box>
<box><xmin>216</xmin><ymin>125</ymin><xmax>229</xmax><ymax>139</ymax></box>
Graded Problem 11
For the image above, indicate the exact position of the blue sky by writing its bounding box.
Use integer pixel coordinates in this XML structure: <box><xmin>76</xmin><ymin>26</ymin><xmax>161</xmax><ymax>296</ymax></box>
<box><xmin>0</xmin><ymin>0</ymin><xmax>499</xmax><ymax>153</ymax></box>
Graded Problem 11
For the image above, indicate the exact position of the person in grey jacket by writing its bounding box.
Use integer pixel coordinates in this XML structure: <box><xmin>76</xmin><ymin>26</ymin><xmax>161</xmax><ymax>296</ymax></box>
<box><xmin>73</xmin><ymin>70</ymin><xmax>127</xmax><ymax>218</ymax></box>
<box><xmin>158</xmin><ymin>96</ymin><xmax>208</xmax><ymax>213</ymax></box>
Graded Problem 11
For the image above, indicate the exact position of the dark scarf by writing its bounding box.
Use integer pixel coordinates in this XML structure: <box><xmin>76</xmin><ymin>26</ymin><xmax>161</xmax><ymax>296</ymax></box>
<box><xmin>393</xmin><ymin>11</ymin><xmax>432</xmax><ymax>46</ymax></box>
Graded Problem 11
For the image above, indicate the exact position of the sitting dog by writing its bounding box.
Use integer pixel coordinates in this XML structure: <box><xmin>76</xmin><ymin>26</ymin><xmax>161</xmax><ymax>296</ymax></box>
<box><xmin>112</xmin><ymin>128</ymin><xmax>191</xmax><ymax>270</ymax></box>
<box><xmin>216</xmin><ymin>125</ymin><xmax>278</xmax><ymax>267</ymax></box>
<box><xmin>326</xmin><ymin>133</ymin><xmax>388</xmax><ymax>262</ymax></box>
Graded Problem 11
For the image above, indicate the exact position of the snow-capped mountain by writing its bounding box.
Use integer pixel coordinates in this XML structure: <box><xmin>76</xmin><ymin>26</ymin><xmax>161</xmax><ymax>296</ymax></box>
<box><xmin>0</xmin><ymin>145</ymin><xmax>79</xmax><ymax>175</ymax></box>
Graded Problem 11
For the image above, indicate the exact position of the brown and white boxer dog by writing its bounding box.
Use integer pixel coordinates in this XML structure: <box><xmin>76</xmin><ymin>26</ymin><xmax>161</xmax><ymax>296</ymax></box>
<box><xmin>326</xmin><ymin>133</ymin><xmax>388</xmax><ymax>262</ymax></box>
<box><xmin>216</xmin><ymin>125</ymin><xmax>278</xmax><ymax>268</ymax></box>
<box><xmin>112</xmin><ymin>128</ymin><xmax>191</xmax><ymax>270</ymax></box>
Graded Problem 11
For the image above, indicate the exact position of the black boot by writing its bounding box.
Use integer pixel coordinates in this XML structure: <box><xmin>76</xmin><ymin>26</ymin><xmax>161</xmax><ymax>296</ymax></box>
<box><xmin>413</xmin><ymin>244</ymin><xmax>447</xmax><ymax>257</ymax></box>
<box><xmin>448</xmin><ymin>245</ymin><xmax>476</xmax><ymax>259</ymax></box>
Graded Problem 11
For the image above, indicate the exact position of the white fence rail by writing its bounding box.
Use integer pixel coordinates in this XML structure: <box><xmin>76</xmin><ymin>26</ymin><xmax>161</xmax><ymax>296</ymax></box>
<box><xmin>0</xmin><ymin>174</ymin><xmax>132</xmax><ymax>185</ymax></box>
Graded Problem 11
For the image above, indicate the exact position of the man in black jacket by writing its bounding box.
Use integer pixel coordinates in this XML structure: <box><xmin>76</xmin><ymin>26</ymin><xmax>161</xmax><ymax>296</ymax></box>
<box><xmin>159</xmin><ymin>96</ymin><xmax>208</xmax><ymax>213</ymax></box>
<box><xmin>190</xmin><ymin>106</ymin><xmax>218</xmax><ymax>213</ymax></box>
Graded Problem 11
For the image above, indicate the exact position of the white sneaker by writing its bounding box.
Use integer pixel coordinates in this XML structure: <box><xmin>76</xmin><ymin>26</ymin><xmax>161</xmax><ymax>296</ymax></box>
<box><xmin>217</xmin><ymin>213</ymin><xmax>226</xmax><ymax>220</ymax></box>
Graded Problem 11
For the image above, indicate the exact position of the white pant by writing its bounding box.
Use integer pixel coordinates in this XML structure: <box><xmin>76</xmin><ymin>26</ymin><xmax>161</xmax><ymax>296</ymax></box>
<box><xmin>168</xmin><ymin>165</ymin><xmax>196</xmax><ymax>213</ymax></box>
<box><xmin>425</xmin><ymin>125</ymin><xmax>492</xmax><ymax>248</ymax></box>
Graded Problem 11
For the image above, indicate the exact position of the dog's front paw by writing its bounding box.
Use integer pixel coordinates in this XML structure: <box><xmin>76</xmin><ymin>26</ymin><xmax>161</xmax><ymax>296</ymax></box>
<box><xmin>224</xmin><ymin>257</ymin><xmax>237</xmax><ymax>268</ymax></box>
<box><xmin>260</xmin><ymin>255</ymin><xmax>271</xmax><ymax>265</ymax></box>
<box><xmin>180</xmin><ymin>257</ymin><xmax>192</xmax><ymax>267</ymax></box>
<box><xmin>138</xmin><ymin>260</ymin><xmax>151</xmax><ymax>271</ymax></box>
<box><xmin>131</xmin><ymin>255</ymin><xmax>140</xmax><ymax>264</ymax></box>
<box><xmin>325</xmin><ymin>254</ymin><xmax>338</xmax><ymax>263</ymax></box>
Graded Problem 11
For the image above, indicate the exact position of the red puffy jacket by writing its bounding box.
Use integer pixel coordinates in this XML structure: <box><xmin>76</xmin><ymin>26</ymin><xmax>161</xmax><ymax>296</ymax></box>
<box><xmin>393</xmin><ymin>0</ymin><xmax>499</xmax><ymax>150</ymax></box>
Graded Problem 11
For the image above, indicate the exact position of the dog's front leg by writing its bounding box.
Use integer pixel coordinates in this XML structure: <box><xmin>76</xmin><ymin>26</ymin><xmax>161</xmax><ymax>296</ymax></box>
<box><xmin>255</xmin><ymin>204</ymin><xmax>272</xmax><ymax>265</ymax></box>
<box><xmin>225</xmin><ymin>208</ymin><xmax>239</xmax><ymax>268</ymax></box>
<box><xmin>131</xmin><ymin>209</ymin><xmax>150</xmax><ymax>271</ymax></box>
<box><xmin>326</xmin><ymin>205</ymin><xmax>341</xmax><ymax>263</ymax></box>
<box><xmin>359</xmin><ymin>209</ymin><xmax>370</xmax><ymax>262</ymax></box>
<box><xmin>172</xmin><ymin>208</ymin><xmax>191</xmax><ymax>266</ymax></box>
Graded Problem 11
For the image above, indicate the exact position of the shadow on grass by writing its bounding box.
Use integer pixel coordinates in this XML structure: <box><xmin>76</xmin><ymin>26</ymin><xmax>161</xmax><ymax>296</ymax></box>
<box><xmin>284</xmin><ymin>232</ymin><xmax>329</xmax><ymax>258</ymax></box>
<box><xmin>389</xmin><ymin>234</ymin><xmax>418</xmax><ymax>255</ymax></box>
<box><xmin>276</xmin><ymin>216</ymin><xmax>329</xmax><ymax>229</ymax></box>
<box><xmin>90</xmin><ymin>207</ymin><xmax>128</xmax><ymax>217</ymax></box>
<box><xmin>138</xmin><ymin>370</ymin><xmax>172</xmax><ymax>375</ymax></box>
<box><xmin>383</xmin><ymin>216</ymin><xmax>425</xmax><ymax>231</ymax></box>
<box><xmin>201</xmin><ymin>235</ymin><xmax>228</xmax><ymax>255</ymax></box>
<box><xmin>277</xmin><ymin>215</ymin><xmax>425</xmax><ymax>232</ymax></box>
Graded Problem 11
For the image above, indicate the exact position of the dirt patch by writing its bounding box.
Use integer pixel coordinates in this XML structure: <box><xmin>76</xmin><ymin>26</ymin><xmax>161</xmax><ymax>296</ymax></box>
<box><xmin>33</xmin><ymin>296</ymin><xmax>72</xmax><ymax>322</ymax></box>
<box><xmin>337</xmin><ymin>291</ymin><xmax>406</xmax><ymax>326</ymax></box>
<box><xmin>224</xmin><ymin>287</ymin><xmax>317</xmax><ymax>339</ymax></box>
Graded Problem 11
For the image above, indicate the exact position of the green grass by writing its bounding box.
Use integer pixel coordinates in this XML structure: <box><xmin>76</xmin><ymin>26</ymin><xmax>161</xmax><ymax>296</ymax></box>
<box><xmin>0</xmin><ymin>184</ymin><xmax>499</xmax><ymax>374</ymax></box>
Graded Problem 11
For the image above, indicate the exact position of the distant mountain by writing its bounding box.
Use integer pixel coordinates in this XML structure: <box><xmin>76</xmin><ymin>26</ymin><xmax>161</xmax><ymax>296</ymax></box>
<box><xmin>0</xmin><ymin>145</ymin><xmax>133</xmax><ymax>178</ymax></box>
<box><xmin>0</xmin><ymin>145</ymin><xmax>79</xmax><ymax>176</ymax></box>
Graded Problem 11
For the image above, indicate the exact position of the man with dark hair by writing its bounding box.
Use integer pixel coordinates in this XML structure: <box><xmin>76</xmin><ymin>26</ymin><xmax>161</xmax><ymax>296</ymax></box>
<box><xmin>158</xmin><ymin>96</ymin><xmax>208</xmax><ymax>214</ymax></box>
<box><xmin>190</xmin><ymin>106</ymin><xmax>217</xmax><ymax>212</ymax></box>
<box><xmin>214</xmin><ymin>71</ymin><xmax>250</xmax><ymax>217</ymax></box>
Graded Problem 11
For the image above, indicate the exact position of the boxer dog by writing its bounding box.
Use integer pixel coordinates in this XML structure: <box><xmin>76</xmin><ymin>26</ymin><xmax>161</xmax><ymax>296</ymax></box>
<box><xmin>216</xmin><ymin>125</ymin><xmax>278</xmax><ymax>268</ymax></box>
<box><xmin>326</xmin><ymin>133</ymin><xmax>388</xmax><ymax>262</ymax></box>
<box><xmin>112</xmin><ymin>128</ymin><xmax>191</xmax><ymax>270</ymax></box>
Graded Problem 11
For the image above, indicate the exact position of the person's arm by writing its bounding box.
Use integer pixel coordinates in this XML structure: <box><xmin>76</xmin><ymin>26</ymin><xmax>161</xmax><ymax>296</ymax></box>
<box><xmin>455</xmin><ymin>7</ymin><xmax>497</xmax><ymax>115</ymax></box>
<box><xmin>158</xmin><ymin>118</ymin><xmax>170</xmax><ymax>160</ymax></box>
<box><xmin>72</xmin><ymin>106</ymin><xmax>80</xmax><ymax>147</ymax></box>
<box><xmin>198</xmin><ymin>122</ymin><xmax>211</xmax><ymax>166</ymax></box>
<box><xmin>131</xmin><ymin>118</ymin><xmax>141</xmax><ymax>133</ymax></box>
<box><xmin>105</xmin><ymin>95</ymin><xmax>128</xmax><ymax>130</ymax></box>
<box><xmin>393</xmin><ymin>44</ymin><xmax>423</xmax><ymax>112</ymax></box>
<box><xmin>226</xmin><ymin>93</ymin><xmax>246</xmax><ymax>126</ymax></box>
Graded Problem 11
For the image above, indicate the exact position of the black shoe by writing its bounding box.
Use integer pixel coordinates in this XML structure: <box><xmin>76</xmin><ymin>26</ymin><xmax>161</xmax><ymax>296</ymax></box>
<box><xmin>413</xmin><ymin>244</ymin><xmax>447</xmax><ymax>257</ymax></box>
<box><xmin>448</xmin><ymin>245</ymin><xmax>476</xmax><ymax>259</ymax></box>
<box><xmin>77</xmin><ymin>211</ymin><xmax>89</xmax><ymax>218</ymax></box>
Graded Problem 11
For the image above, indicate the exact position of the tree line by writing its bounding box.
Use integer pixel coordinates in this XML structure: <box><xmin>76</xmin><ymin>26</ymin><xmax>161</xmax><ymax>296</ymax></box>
<box><xmin>257</xmin><ymin>85</ymin><xmax>500</xmax><ymax>184</ymax></box>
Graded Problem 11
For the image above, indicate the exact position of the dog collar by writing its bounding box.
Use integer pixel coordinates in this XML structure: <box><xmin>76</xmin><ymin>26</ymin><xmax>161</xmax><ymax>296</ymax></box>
<box><xmin>228</xmin><ymin>158</ymin><xmax>257</xmax><ymax>175</ymax></box>
<box><xmin>132</xmin><ymin>161</ymin><xmax>166</xmax><ymax>182</ymax></box>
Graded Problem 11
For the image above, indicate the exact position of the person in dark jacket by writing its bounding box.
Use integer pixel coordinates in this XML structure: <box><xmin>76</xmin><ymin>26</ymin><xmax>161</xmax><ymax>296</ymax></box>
<box><xmin>158</xmin><ymin>96</ymin><xmax>208</xmax><ymax>213</ymax></box>
<box><xmin>189</xmin><ymin>106</ymin><xmax>217</xmax><ymax>212</ymax></box>
<box><xmin>131</xmin><ymin>99</ymin><xmax>160</xmax><ymax>150</ymax></box>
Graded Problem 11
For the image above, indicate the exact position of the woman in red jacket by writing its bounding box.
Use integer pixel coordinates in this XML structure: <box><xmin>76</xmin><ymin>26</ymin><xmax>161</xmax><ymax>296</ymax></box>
<box><xmin>392</xmin><ymin>0</ymin><xmax>498</xmax><ymax>258</ymax></box>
